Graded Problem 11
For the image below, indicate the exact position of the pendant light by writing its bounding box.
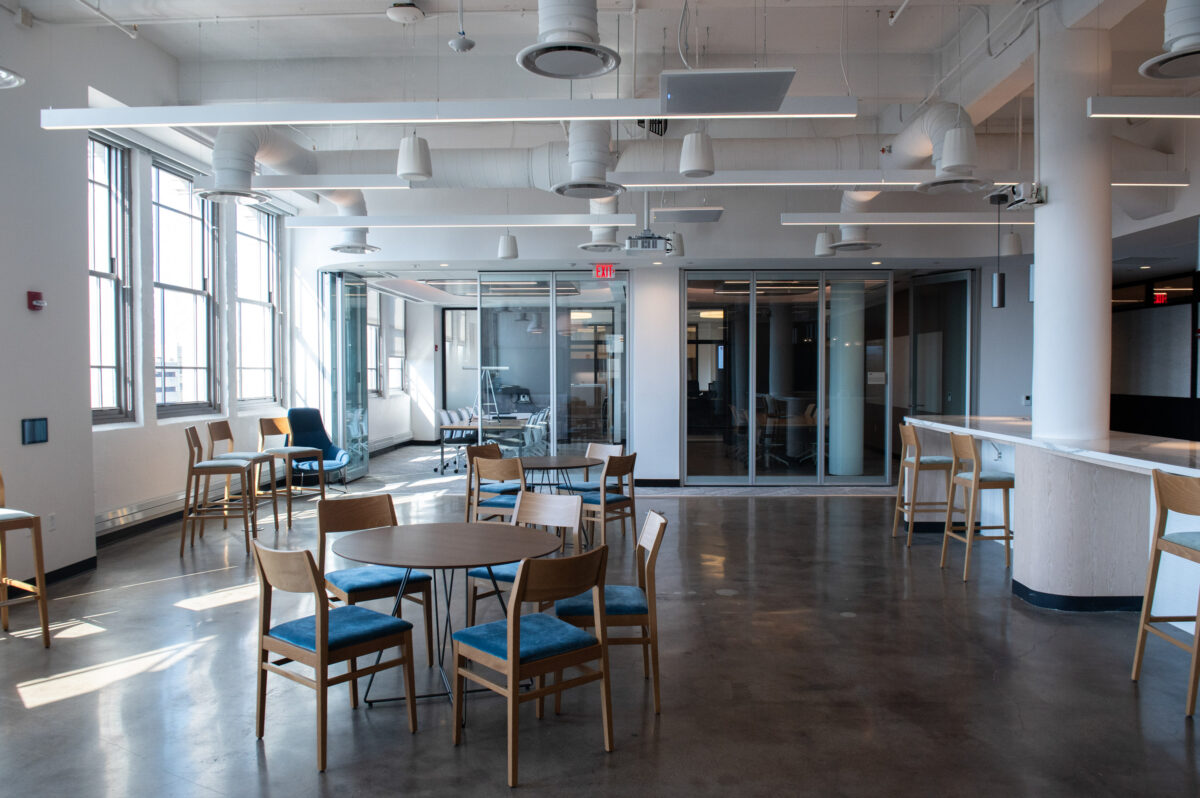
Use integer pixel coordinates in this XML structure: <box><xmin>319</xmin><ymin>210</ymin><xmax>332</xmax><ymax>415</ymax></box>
<box><xmin>0</xmin><ymin>64</ymin><xmax>25</xmax><ymax>90</ymax></box>
<box><xmin>397</xmin><ymin>131</ymin><xmax>432</xmax><ymax>181</ymax></box>
<box><xmin>679</xmin><ymin>128</ymin><xmax>715</xmax><ymax>178</ymax></box>
<box><xmin>991</xmin><ymin>194</ymin><xmax>1006</xmax><ymax>309</ymax></box>
<box><xmin>498</xmin><ymin>230</ymin><xmax>519</xmax><ymax>259</ymax></box>
<box><xmin>815</xmin><ymin>230</ymin><xmax>835</xmax><ymax>257</ymax></box>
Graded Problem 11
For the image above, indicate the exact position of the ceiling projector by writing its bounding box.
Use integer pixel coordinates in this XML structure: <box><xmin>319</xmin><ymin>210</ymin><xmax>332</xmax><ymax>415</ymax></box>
<box><xmin>624</xmin><ymin>229</ymin><xmax>673</xmax><ymax>255</ymax></box>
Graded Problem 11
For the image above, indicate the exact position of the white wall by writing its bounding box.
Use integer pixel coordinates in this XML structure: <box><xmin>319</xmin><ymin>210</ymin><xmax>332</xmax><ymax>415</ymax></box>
<box><xmin>406</xmin><ymin>303</ymin><xmax>441</xmax><ymax>442</ymax></box>
<box><xmin>978</xmin><ymin>258</ymin><xmax>1035</xmax><ymax>418</ymax></box>
<box><xmin>630</xmin><ymin>268</ymin><xmax>683</xmax><ymax>480</ymax></box>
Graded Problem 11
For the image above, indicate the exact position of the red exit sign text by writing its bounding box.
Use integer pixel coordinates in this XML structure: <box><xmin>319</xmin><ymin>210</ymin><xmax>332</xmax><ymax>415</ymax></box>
<box><xmin>594</xmin><ymin>263</ymin><xmax>614</xmax><ymax>279</ymax></box>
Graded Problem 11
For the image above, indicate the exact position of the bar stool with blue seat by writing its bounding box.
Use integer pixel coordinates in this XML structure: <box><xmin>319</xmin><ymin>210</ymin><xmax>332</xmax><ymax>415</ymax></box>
<box><xmin>464</xmin><ymin>443</ymin><xmax>523</xmax><ymax>522</ymax></box>
<box><xmin>318</xmin><ymin>495</ymin><xmax>435</xmax><ymax>666</ymax></box>
<box><xmin>469</xmin><ymin>456</ymin><xmax>526</xmax><ymax>523</ymax></box>
<box><xmin>892</xmin><ymin>423</ymin><xmax>953</xmax><ymax>546</ymax></box>
<box><xmin>258</xmin><ymin>416</ymin><xmax>323</xmax><ymax>528</ymax></box>
<box><xmin>556</xmin><ymin>442</ymin><xmax>624</xmax><ymax>494</ymax></box>
<box><xmin>180</xmin><ymin>426</ymin><xmax>258</xmax><ymax>557</ymax></box>
<box><xmin>555</xmin><ymin>510</ymin><xmax>667</xmax><ymax>713</ymax></box>
<box><xmin>0</xmin><ymin>468</ymin><xmax>50</xmax><ymax>648</ymax></box>
<box><xmin>252</xmin><ymin>542</ymin><xmax>417</xmax><ymax>772</ymax></box>
<box><xmin>1132</xmin><ymin>469</ymin><xmax>1200</xmax><ymax>716</ymax></box>
<box><xmin>579</xmin><ymin>453</ymin><xmax>637</xmax><ymax>548</ymax></box>
<box><xmin>207</xmin><ymin>420</ymin><xmax>280</xmax><ymax>532</ymax></box>
<box><xmin>452</xmin><ymin>546</ymin><xmax>613</xmax><ymax>787</ymax></box>
<box><xmin>287</xmin><ymin>407</ymin><xmax>351</xmax><ymax>493</ymax></box>
<box><xmin>940</xmin><ymin>432</ymin><xmax>1014</xmax><ymax>581</ymax></box>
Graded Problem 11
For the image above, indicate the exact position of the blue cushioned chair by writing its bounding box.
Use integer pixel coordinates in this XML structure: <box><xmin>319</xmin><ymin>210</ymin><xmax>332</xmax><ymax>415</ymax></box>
<box><xmin>466</xmin><ymin>490</ymin><xmax>583</xmax><ymax>626</ymax></box>
<box><xmin>556</xmin><ymin>442</ymin><xmax>624</xmax><ymax>493</ymax></box>
<box><xmin>464</xmin><ymin>443</ymin><xmax>523</xmax><ymax>522</ymax></box>
<box><xmin>940</xmin><ymin>432</ymin><xmax>1014</xmax><ymax>582</ymax></box>
<box><xmin>252</xmin><ymin>542</ymin><xmax>416</xmax><ymax>772</ymax></box>
<box><xmin>469</xmin><ymin>456</ymin><xmax>526</xmax><ymax>523</ymax></box>
<box><xmin>579</xmin><ymin>452</ymin><xmax>637</xmax><ymax>548</ymax></box>
<box><xmin>452</xmin><ymin>546</ymin><xmax>613</xmax><ymax>787</ymax></box>
<box><xmin>287</xmin><ymin>407</ymin><xmax>351</xmax><ymax>493</ymax></box>
<box><xmin>1133</xmin><ymin>470</ymin><xmax>1200</xmax><ymax>716</ymax></box>
<box><xmin>556</xmin><ymin>510</ymin><xmax>667</xmax><ymax>714</ymax></box>
<box><xmin>318</xmin><ymin>495</ymin><xmax>434</xmax><ymax>666</ymax></box>
<box><xmin>892</xmin><ymin>422</ymin><xmax>954</xmax><ymax>547</ymax></box>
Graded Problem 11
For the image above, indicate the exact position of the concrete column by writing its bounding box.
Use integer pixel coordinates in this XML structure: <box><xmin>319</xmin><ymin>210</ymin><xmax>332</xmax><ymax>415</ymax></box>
<box><xmin>829</xmin><ymin>281</ymin><xmax>864</xmax><ymax>475</ymax></box>
<box><xmin>1031</xmin><ymin>11</ymin><xmax>1112</xmax><ymax>440</ymax></box>
<box><xmin>768</xmin><ymin>302</ymin><xmax>794</xmax><ymax>396</ymax></box>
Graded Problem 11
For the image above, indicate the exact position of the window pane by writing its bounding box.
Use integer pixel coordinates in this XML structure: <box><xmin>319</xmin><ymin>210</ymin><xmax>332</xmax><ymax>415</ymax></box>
<box><xmin>367</xmin><ymin>324</ymin><xmax>380</xmax><ymax>394</ymax></box>
<box><xmin>156</xmin><ymin>287</ymin><xmax>209</xmax><ymax>404</ymax></box>
<box><xmin>88</xmin><ymin>138</ymin><xmax>130</xmax><ymax>417</ymax></box>
<box><xmin>154</xmin><ymin>168</ymin><xmax>193</xmax><ymax>213</ymax></box>
<box><xmin>238</xmin><ymin>301</ymin><xmax>275</xmax><ymax>400</ymax></box>
<box><xmin>155</xmin><ymin>208</ymin><xmax>203</xmax><ymax>288</ymax></box>
<box><xmin>387</xmin><ymin>356</ymin><xmax>404</xmax><ymax>392</ymax></box>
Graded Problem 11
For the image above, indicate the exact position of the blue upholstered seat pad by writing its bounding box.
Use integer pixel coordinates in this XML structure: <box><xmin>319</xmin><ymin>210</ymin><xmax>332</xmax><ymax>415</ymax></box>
<box><xmin>264</xmin><ymin>445</ymin><xmax>321</xmax><ymax>456</ymax></box>
<box><xmin>579</xmin><ymin>491</ymin><xmax>630</xmax><ymax>505</ymax></box>
<box><xmin>905</xmin><ymin>456</ymin><xmax>953</xmax><ymax>465</ymax></box>
<box><xmin>270</xmin><ymin>605</ymin><xmax>412</xmax><ymax>652</ymax></box>
<box><xmin>957</xmin><ymin>470</ymin><xmax>1014</xmax><ymax>483</ymax></box>
<box><xmin>194</xmin><ymin>458</ymin><xmax>252</xmax><ymax>470</ymax></box>
<box><xmin>480</xmin><ymin>480</ymin><xmax>523</xmax><ymax>495</ymax></box>
<box><xmin>326</xmin><ymin>565</ymin><xmax>432</xmax><ymax>594</ymax></box>
<box><xmin>215</xmin><ymin>450</ymin><xmax>272</xmax><ymax>463</ymax></box>
<box><xmin>466</xmin><ymin>561</ymin><xmax>520</xmax><ymax>583</ymax></box>
<box><xmin>478</xmin><ymin>494</ymin><xmax>518</xmax><ymax>509</ymax></box>
<box><xmin>556</xmin><ymin>479</ymin><xmax>619</xmax><ymax>492</ymax></box>
<box><xmin>0</xmin><ymin>508</ymin><xmax>35</xmax><ymax>522</ymax></box>
<box><xmin>556</xmin><ymin>584</ymin><xmax>647</xmax><ymax>617</ymax></box>
<box><xmin>294</xmin><ymin>452</ymin><xmax>351</xmax><ymax>471</ymax></box>
<box><xmin>1164</xmin><ymin>531</ymin><xmax>1200</xmax><ymax>552</ymax></box>
<box><xmin>452</xmin><ymin>613</ymin><xmax>598</xmax><ymax>663</ymax></box>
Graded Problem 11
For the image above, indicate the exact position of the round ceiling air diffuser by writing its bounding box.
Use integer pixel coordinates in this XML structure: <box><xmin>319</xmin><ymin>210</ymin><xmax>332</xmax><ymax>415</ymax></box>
<box><xmin>828</xmin><ymin>239</ymin><xmax>881</xmax><ymax>252</ymax></box>
<box><xmin>915</xmin><ymin>174</ymin><xmax>990</xmax><ymax>195</ymax></box>
<box><xmin>1140</xmin><ymin>47</ymin><xmax>1200</xmax><ymax>78</ymax></box>
<box><xmin>194</xmin><ymin>187</ymin><xmax>271</xmax><ymax>205</ymax></box>
<box><xmin>516</xmin><ymin>41</ymin><xmax>620</xmax><ymax>79</ymax></box>
<box><xmin>330</xmin><ymin>242</ymin><xmax>381</xmax><ymax>255</ymax></box>
<box><xmin>1141</xmin><ymin>0</ymin><xmax>1200</xmax><ymax>78</ymax></box>
<box><xmin>551</xmin><ymin>179</ymin><xmax>625</xmax><ymax>200</ymax></box>
<box><xmin>578</xmin><ymin>239</ymin><xmax>622</xmax><ymax>253</ymax></box>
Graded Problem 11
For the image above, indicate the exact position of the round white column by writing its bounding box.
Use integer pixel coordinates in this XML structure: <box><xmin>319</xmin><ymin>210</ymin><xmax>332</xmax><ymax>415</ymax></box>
<box><xmin>1031</xmin><ymin>11</ymin><xmax>1112</xmax><ymax>440</ymax></box>
<box><xmin>768</xmin><ymin>303</ymin><xmax>794</xmax><ymax>396</ymax></box>
<box><xmin>828</xmin><ymin>281</ymin><xmax>864</xmax><ymax>475</ymax></box>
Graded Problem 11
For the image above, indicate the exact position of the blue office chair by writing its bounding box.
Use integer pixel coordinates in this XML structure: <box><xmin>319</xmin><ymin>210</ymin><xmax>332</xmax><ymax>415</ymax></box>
<box><xmin>287</xmin><ymin>408</ymin><xmax>351</xmax><ymax>493</ymax></box>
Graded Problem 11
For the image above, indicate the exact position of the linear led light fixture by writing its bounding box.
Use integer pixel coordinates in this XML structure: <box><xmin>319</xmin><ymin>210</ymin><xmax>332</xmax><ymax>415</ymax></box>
<box><xmin>612</xmin><ymin>169</ymin><xmax>925</xmax><ymax>189</ymax></box>
<box><xmin>195</xmin><ymin>174</ymin><xmax>412</xmax><ymax>191</ymax></box>
<box><xmin>41</xmin><ymin>96</ymin><xmax>857</xmax><ymax>131</ymax></box>
<box><xmin>285</xmin><ymin>213</ymin><xmax>639</xmax><ymax>229</ymax></box>
<box><xmin>781</xmin><ymin>213</ymin><xmax>1036</xmax><ymax>226</ymax></box>
<box><xmin>1087</xmin><ymin>96</ymin><xmax>1200</xmax><ymax>119</ymax></box>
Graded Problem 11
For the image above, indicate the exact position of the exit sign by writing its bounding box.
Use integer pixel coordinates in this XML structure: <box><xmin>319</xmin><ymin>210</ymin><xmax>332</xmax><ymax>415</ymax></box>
<box><xmin>594</xmin><ymin>263</ymin><xmax>614</xmax><ymax>279</ymax></box>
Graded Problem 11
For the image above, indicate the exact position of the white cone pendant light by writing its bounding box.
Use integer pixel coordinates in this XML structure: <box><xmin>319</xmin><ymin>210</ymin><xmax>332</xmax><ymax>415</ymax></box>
<box><xmin>668</xmin><ymin>231</ymin><xmax>685</xmax><ymax>257</ymax></box>
<box><xmin>397</xmin><ymin>133</ymin><xmax>432</xmax><ymax>181</ymax></box>
<box><xmin>814</xmin><ymin>231</ymin><xmax>835</xmax><ymax>257</ymax></box>
<box><xmin>679</xmin><ymin>131</ymin><xmax>715</xmax><ymax>178</ymax></box>
<box><xmin>498</xmin><ymin>233</ymin><xmax>519</xmax><ymax>259</ymax></box>
<box><xmin>1000</xmin><ymin>231</ymin><xmax>1023</xmax><ymax>257</ymax></box>
<box><xmin>0</xmin><ymin>65</ymin><xmax>26</xmax><ymax>89</ymax></box>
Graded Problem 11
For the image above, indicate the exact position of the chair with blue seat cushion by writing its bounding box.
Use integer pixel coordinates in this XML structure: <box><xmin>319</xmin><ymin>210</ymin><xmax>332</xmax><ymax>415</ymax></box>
<box><xmin>464</xmin><ymin>443</ymin><xmax>523</xmax><ymax>522</ymax></box>
<box><xmin>258</xmin><ymin>416</ymin><xmax>323</xmax><ymax>528</ymax></box>
<box><xmin>556</xmin><ymin>442</ymin><xmax>624</xmax><ymax>493</ymax></box>
<box><xmin>452</xmin><ymin>546</ymin><xmax>613</xmax><ymax>787</ymax></box>
<box><xmin>318</xmin><ymin>495</ymin><xmax>434</xmax><ymax>666</ymax></box>
<box><xmin>207</xmin><ymin>420</ymin><xmax>279</xmax><ymax>532</ymax></box>
<box><xmin>0</xmin><ymin>469</ymin><xmax>50</xmax><ymax>648</ymax></box>
<box><xmin>1133</xmin><ymin>470</ymin><xmax>1200</xmax><ymax>716</ymax></box>
<box><xmin>892</xmin><ymin>423</ymin><xmax>953</xmax><ymax>546</ymax></box>
<box><xmin>287</xmin><ymin>407</ymin><xmax>351</xmax><ymax>493</ymax></box>
<box><xmin>940</xmin><ymin>432</ymin><xmax>1014</xmax><ymax>581</ymax></box>
<box><xmin>466</xmin><ymin>491</ymin><xmax>583</xmax><ymax>625</ymax></box>
<box><xmin>579</xmin><ymin>453</ymin><xmax>637</xmax><ymax>548</ymax></box>
<box><xmin>180</xmin><ymin>426</ymin><xmax>258</xmax><ymax>557</ymax></box>
<box><xmin>469</xmin><ymin>456</ymin><xmax>526</xmax><ymax>523</ymax></box>
<box><xmin>556</xmin><ymin>510</ymin><xmax>667</xmax><ymax>714</ymax></box>
<box><xmin>252</xmin><ymin>542</ymin><xmax>416</xmax><ymax>772</ymax></box>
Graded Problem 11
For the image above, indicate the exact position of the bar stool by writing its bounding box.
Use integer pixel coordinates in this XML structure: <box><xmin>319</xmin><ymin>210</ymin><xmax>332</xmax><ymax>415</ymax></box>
<box><xmin>207</xmin><ymin>420</ymin><xmax>280</xmax><ymax>532</ymax></box>
<box><xmin>258</xmin><ymin>416</ymin><xmax>322</xmax><ymax>528</ymax></box>
<box><xmin>180</xmin><ymin>426</ymin><xmax>258</xmax><ymax>556</ymax></box>
<box><xmin>892</xmin><ymin>423</ymin><xmax>953</xmax><ymax>547</ymax></box>
<box><xmin>1132</xmin><ymin>469</ymin><xmax>1200</xmax><ymax>716</ymax></box>
<box><xmin>940</xmin><ymin>432</ymin><xmax>1014</xmax><ymax>581</ymax></box>
<box><xmin>0</xmin><ymin>469</ymin><xmax>50</xmax><ymax>647</ymax></box>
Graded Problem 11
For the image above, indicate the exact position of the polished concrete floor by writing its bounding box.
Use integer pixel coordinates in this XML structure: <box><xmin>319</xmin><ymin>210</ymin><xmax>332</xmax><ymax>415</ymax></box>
<box><xmin>1</xmin><ymin>446</ymin><xmax>1198</xmax><ymax>796</ymax></box>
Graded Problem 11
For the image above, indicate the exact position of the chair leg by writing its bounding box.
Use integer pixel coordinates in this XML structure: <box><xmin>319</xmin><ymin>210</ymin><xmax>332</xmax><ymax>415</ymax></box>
<box><xmin>940</xmin><ymin>481</ymin><xmax>957</xmax><ymax>569</ymax></box>
<box><xmin>318</xmin><ymin>460</ymin><xmax>326</xmax><ymax>502</ymax></box>
<box><xmin>180</xmin><ymin>473</ymin><xmax>196</xmax><ymax>556</ymax></box>
<box><xmin>266</xmin><ymin>460</ymin><xmax>280</xmax><ymax>531</ymax></box>
<box><xmin>535</xmin><ymin>674</ymin><xmax>545</xmax><ymax>719</ymax></box>
<box><xmin>256</xmin><ymin>650</ymin><xmax>269</xmax><ymax>738</ymax></box>
<box><xmin>240</xmin><ymin>470</ymin><xmax>253</xmax><ymax>555</ymax></box>
<box><xmin>891</xmin><ymin>464</ymin><xmax>907</xmax><ymax>538</ymax></box>
<box><xmin>1188</xmin><ymin>587</ymin><xmax>1200</xmax><ymax>716</ymax></box>
<box><xmin>641</xmin><ymin>626</ymin><xmax>650</xmax><ymax>677</ymax></box>
<box><xmin>348</xmin><ymin>657</ymin><xmax>359</xmax><ymax>708</ymax></box>
<box><xmin>222</xmin><ymin>474</ymin><xmax>231</xmax><ymax>530</ymax></box>
<box><xmin>316</xmin><ymin>669</ymin><xmax>328</xmax><ymax>772</ymax></box>
<box><xmin>599</xmin><ymin>646</ymin><xmax>614</xmax><ymax>753</ymax></box>
<box><xmin>1002</xmin><ymin>487</ymin><xmax>1012</xmax><ymax>568</ymax></box>
<box><xmin>649</xmin><ymin>625</ymin><xmax>662</xmax><ymax>715</ymax></box>
<box><xmin>507</xmin><ymin>675</ymin><xmax>520</xmax><ymax>787</ymax></box>
<box><xmin>466</xmin><ymin>584</ymin><xmax>478</xmax><ymax>627</ymax></box>
<box><xmin>31</xmin><ymin>521</ymin><xmax>48</xmax><ymax>648</ymax></box>
<box><xmin>554</xmin><ymin>670</ymin><xmax>564</xmax><ymax>715</ymax></box>
<box><xmin>0</xmin><ymin>529</ymin><xmax>8</xmax><ymax>631</ymax></box>
<box><xmin>452</xmin><ymin>647</ymin><xmax>465</xmax><ymax>745</ymax></box>
<box><xmin>404</xmin><ymin>635</ymin><xmax>418</xmax><ymax>733</ymax></box>
<box><xmin>284</xmin><ymin>458</ymin><xmax>294</xmax><ymax>528</ymax></box>
<box><xmin>1133</xmin><ymin>549</ymin><xmax>1163</xmax><ymax>681</ymax></box>
<box><xmin>198</xmin><ymin>474</ymin><xmax>211</xmax><ymax>539</ymax></box>
<box><xmin>962</xmin><ymin>484</ymin><xmax>978</xmax><ymax>582</ymax></box>
<box><xmin>906</xmin><ymin>467</ymin><xmax>922</xmax><ymax>546</ymax></box>
<box><xmin>419</xmin><ymin>584</ymin><xmax>434</xmax><ymax>666</ymax></box>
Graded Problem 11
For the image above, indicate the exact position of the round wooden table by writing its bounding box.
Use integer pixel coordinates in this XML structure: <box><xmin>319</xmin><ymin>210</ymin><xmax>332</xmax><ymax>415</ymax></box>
<box><xmin>519</xmin><ymin>455</ymin><xmax>603</xmax><ymax>491</ymax></box>
<box><xmin>332</xmin><ymin>522</ymin><xmax>561</xmax><ymax>704</ymax></box>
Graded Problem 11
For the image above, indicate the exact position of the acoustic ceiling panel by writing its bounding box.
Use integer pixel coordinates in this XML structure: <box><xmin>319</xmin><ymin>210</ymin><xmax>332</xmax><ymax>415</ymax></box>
<box><xmin>660</xmin><ymin>68</ymin><xmax>796</xmax><ymax>114</ymax></box>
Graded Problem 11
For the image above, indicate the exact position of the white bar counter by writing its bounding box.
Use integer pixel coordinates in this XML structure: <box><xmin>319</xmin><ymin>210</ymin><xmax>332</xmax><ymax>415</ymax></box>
<box><xmin>906</xmin><ymin>415</ymin><xmax>1200</xmax><ymax>613</ymax></box>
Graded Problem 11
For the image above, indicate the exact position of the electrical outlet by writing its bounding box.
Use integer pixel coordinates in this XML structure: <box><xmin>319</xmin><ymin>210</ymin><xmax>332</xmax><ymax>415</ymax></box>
<box><xmin>46</xmin><ymin>513</ymin><xmax>56</xmax><ymax>532</ymax></box>
<box><xmin>1022</xmin><ymin>395</ymin><xmax>1032</xmax><ymax>406</ymax></box>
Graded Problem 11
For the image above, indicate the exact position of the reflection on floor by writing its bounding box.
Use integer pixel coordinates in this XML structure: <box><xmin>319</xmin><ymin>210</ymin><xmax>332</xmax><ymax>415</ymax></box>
<box><xmin>0</xmin><ymin>445</ymin><xmax>1195</xmax><ymax>795</ymax></box>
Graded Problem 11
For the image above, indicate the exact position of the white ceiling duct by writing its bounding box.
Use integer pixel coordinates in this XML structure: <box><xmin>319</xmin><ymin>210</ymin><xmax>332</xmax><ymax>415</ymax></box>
<box><xmin>830</xmin><ymin>191</ymin><xmax>882</xmax><ymax>252</ymax></box>
<box><xmin>579</xmin><ymin>196</ymin><xmax>622</xmax><ymax>252</ymax></box>
<box><xmin>1142</xmin><ymin>0</ymin><xmax>1200</xmax><ymax>78</ymax></box>
<box><xmin>517</xmin><ymin>0</ymin><xmax>620</xmax><ymax>80</ymax></box>
<box><xmin>553</xmin><ymin>120</ymin><xmax>624</xmax><ymax>199</ymax></box>
<box><xmin>327</xmin><ymin>191</ymin><xmax>380</xmax><ymax>254</ymax></box>
<box><xmin>885</xmin><ymin>103</ymin><xmax>989</xmax><ymax>194</ymax></box>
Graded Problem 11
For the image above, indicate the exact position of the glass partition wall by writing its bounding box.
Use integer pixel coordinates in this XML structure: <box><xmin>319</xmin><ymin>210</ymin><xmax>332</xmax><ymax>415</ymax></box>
<box><xmin>685</xmin><ymin>271</ymin><xmax>891</xmax><ymax>485</ymax></box>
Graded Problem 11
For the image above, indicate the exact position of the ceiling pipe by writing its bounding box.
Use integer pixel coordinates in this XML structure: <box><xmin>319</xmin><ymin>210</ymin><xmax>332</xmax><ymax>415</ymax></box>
<box><xmin>884</xmin><ymin>102</ymin><xmax>988</xmax><ymax>193</ymax></box>
<box><xmin>553</xmin><ymin>119</ymin><xmax>624</xmax><ymax>198</ymax></box>
<box><xmin>579</xmin><ymin>196</ymin><xmax>622</xmax><ymax>252</ymax></box>
<box><xmin>1141</xmin><ymin>0</ymin><xmax>1200</xmax><ymax>78</ymax></box>
<box><xmin>516</xmin><ymin>0</ymin><xmax>620</xmax><ymax>79</ymax></box>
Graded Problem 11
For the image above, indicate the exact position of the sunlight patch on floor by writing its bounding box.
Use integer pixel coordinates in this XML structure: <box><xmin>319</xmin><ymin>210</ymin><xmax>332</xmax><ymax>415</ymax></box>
<box><xmin>173</xmin><ymin>583</ymin><xmax>259</xmax><ymax>612</ymax></box>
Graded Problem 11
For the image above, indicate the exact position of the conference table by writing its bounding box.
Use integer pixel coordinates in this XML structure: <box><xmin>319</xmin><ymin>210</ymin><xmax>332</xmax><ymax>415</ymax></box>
<box><xmin>332</xmin><ymin>521</ymin><xmax>561</xmax><ymax>704</ymax></box>
<box><xmin>437</xmin><ymin>417</ymin><xmax>527</xmax><ymax>474</ymax></box>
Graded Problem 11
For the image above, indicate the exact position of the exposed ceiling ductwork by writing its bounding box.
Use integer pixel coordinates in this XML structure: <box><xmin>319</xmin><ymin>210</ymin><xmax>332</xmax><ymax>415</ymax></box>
<box><xmin>885</xmin><ymin>103</ymin><xmax>989</xmax><ymax>195</ymax></box>
<box><xmin>516</xmin><ymin>0</ymin><xmax>620</xmax><ymax>80</ymax></box>
<box><xmin>579</xmin><ymin>196</ymin><xmax>622</xmax><ymax>252</ymax></box>
<box><xmin>1141</xmin><ymin>0</ymin><xmax>1200</xmax><ymax>78</ymax></box>
<box><xmin>552</xmin><ymin>120</ymin><xmax>624</xmax><ymax>199</ymax></box>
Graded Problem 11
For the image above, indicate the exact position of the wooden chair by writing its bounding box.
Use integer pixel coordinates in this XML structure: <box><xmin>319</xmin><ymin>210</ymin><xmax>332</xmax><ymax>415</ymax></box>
<box><xmin>258</xmin><ymin>416</ymin><xmax>323</xmax><ymax>528</ymax></box>
<box><xmin>0</xmin><ymin>469</ymin><xmax>49</xmax><ymax>647</ymax></box>
<box><xmin>252</xmin><ymin>542</ymin><xmax>416</xmax><ymax>772</ymax></box>
<box><xmin>579</xmin><ymin>453</ymin><xmax>637</xmax><ymax>547</ymax></box>
<box><xmin>318</xmin><ymin>495</ymin><xmax>435</xmax><ymax>666</ymax></box>
<box><xmin>892</xmin><ymin>423</ymin><xmax>953</xmax><ymax>546</ymax></box>
<box><xmin>464</xmin><ymin>443</ymin><xmax>522</xmax><ymax>522</ymax></box>
<box><xmin>1132</xmin><ymin>470</ymin><xmax>1200</xmax><ymax>715</ymax></box>
<box><xmin>207</xmin><ymin>420</ymin><xmax>280</xmax><ymax>532</ymax></box>
<box><xmin>452</xmin><ymin>546</ymin><xmax>613</xmax><ymax>787</ymax></box>
<box><xmin>466</xmin><ymin>490</ymin><xmax>584</xmax><ymax>625</ymax></box>
<box><xmin>556</xmin><ymin>510</ymin><xmax>668</xmax><ymax>713</ymax></box>
<box><xmin>180</xmin><ymin>426</ymin><xmax>258</xmax><ymax>557</ymax></box>
<box><xmin>469</xmin><ymin>456</ymin><xmax>526</xmax><ymax>523</ymax></box>
<box><xmin>556</xmin><ymin>442</ymin><xmax>625</xmax><ymax>493</ymax></box>
<box><xmin>939</xmin><ymin>432</ymin><xmax>1014</xmax><ymax>581</ymax></box>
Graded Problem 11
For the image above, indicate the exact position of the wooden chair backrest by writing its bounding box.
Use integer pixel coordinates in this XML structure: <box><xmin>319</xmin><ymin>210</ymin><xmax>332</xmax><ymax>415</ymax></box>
<box><xmin>1152</xmin><ymin>470</ymin><xmax>1200</xmax><ymax>539</ymax></box>
<box><xmin>512</xmin><ymin>491</ymin><xmax>582</xmax><ymax>537</ymax></box>
<box><xmin>207</xmin><ymin>420</ymin><xmax>235</xmax><ymax>457</ymax></box>
<box><xmin>585</xmin><ymin>442</ymin><xmax>624</xmax><ymax>459</ymax></box>
<box><xmin>600</xmin><ymin>453</ymin><xmax>637</xmax><ymax>492</ymax></box>
<box><xmin>317</xmin><ymin>495</ymin><xmax>397</xmax><ymax>572</ymax></box>
<box><xmin>252</xmin><ymin>542</ymin><xmax>327</xmax><ymax>648</ymax></box>
<box><xmin>473</xmin><ymin>456</ymin><xmax>525</xmax><ymax>485</ymax></box>
<box><xmin>183</xmin><ymin>426</ymin><xmax>205</xmax><ymax>466</ymax></box>
<box><xmin>635</xmin><ymin>510</ymin><xmax>669</xmax><ymax>594</ymax></box>
<box><xmin>259</xmin><ymin>417</ymin><xmax>290</xmax><ymax>449</ymax></box>
<box><xmin>948</xmin><ymin>432</ymin><xmax>978</xmax><ymax>477</ymax></box>
<box><xmin>897</xmin><ymin>423</ymin><xmax>919</xmax><ymax>457</ymax></box>
<box><xmin>466</xmin><ymin>443</ymin><xmax>502</xmax><ymax>468</ymax></box>
<box><xmin>511</xmin><ymin>545</ymin><xmax>607</xmax><ymax>610</ymax></box>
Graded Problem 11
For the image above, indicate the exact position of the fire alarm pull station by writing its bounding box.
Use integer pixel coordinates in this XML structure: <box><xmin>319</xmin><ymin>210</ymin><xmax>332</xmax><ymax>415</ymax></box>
<box><xmin>27</xmin><ymin>291</ymin><xmax>46</xmax><ymax>311</ymax></box>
